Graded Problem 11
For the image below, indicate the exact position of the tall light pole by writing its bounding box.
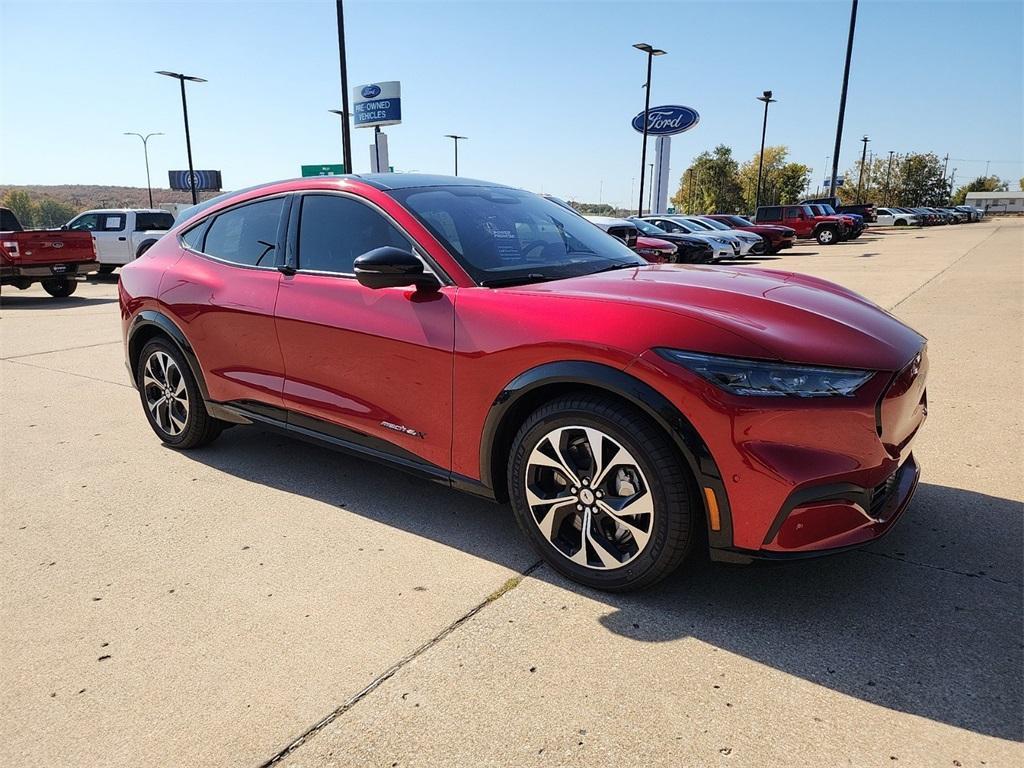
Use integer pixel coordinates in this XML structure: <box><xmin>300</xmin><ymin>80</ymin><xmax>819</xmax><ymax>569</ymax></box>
<box><xmin>123</xmin><ymin>132</ymin><xmax>163</xmax><ymax>208</ymax></box>
<box><xmin>884</xmin><ymin>150</ymin><xmax>895</xmax><ymax>205</ymax></box>
<box><xmin>444</xmin><ymin>135</ymin><xmax>467</xmax><ymax>176</ymax></box>
<box><xmin>648</xmin><ymin>163</ymin><xmax>655</xmax><ymax>213</ymax></box>
<box><xmin>328</xmin><ymin>110</ymin><xmax>350</xmax><ymax>170</ymax></box>
<box><xmin>754</xmin><ymin>90</ymin><xmax>777</xmax><ymax>210</ymax></box>
<box><xmin>855</xmin><ymin>135</ymin><xmax>870</xmax><ymax>203</ymax></box>
<box><xmin>829</xmin><ymin>0</ymin><xmax>859</xmax><ymax>199</ymax></box>
<box><xmin>156</xmin><ymin>71</ymin><xmax>206</xmax><ymax>205</ymax></box>
<box><xmin>633</xmin><ymin>42</ymin><xmax>666</xmax><ymax>217</ymax></box>
<box><xmin>335</xmin><ymin>0</ymin><xmax>353</xmax><ymax>173</ymax></box>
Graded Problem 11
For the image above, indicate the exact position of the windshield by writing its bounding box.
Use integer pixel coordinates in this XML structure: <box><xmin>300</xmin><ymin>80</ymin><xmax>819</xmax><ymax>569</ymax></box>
<box><xmin>679</xmin><ymin>217</ymin><xmax>713</xmax><ymax>231</ymax></box>
<box><xmin>391</xmin><ymin>186</ymin><xmax>644</xmax><ymax>286</ymax></box>
<box><xmin>820</xmin><ymin>204</ymin><xmax>837</xmax><ymax>214</ymax></box>
<box><xmin>629</xmin><ymin>218</ymin><xmax>667</xmax><ymax>236</ymax></box>
<box><xmin>725</xmin><ymin>215</ymin><xmax>753</xmax><ymax>227</ymax></box>
<box><xmin>696</xmin><ymin>217</ymin><xmax>730</xmax><ymax>231</ymax></box>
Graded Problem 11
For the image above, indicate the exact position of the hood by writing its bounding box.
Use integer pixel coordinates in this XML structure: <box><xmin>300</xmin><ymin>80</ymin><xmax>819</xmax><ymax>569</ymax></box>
<box><xmin>635</xmin><ymin>235</ymin><xmax>675</xmax><ymax>251</ymax></box>
<box><xmin>515</xmin><ymin>264</ymin><xmax>924</xmax><ymax>371</ymax></box>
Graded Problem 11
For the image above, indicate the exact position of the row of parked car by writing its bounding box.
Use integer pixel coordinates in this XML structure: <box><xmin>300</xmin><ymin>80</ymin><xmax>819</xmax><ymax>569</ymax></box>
<box><xmin>875</xmin><ymin>205</ymin><xmax>984</xmax><ymax>227</ymax></box>
<box><xmin>1</xmin><ymin>206</ymin><xmax>174</xmax><ymax>297</ymax></box>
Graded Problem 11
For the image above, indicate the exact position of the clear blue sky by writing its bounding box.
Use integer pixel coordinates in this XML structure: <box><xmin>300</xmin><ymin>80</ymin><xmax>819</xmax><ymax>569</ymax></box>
<box><xmin>1</xmin><ymin>0</ymin><xmax>1021</xmax><ymax>206</ymax></box>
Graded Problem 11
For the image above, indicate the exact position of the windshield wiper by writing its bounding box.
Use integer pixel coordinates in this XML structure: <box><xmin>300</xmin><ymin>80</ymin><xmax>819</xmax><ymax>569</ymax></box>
<box><xmin>480</xmin><ymin>272</ymin><xmax>553</xmax><ymax>288</ymax></box>
<box><xmin>587</xmin><ymin>261</ymin><xmax>642</xmax><ymax>275</ymax></box>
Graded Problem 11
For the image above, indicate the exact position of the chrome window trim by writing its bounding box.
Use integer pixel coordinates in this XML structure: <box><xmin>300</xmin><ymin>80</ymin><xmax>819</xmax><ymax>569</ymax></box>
<box><xmin>291</xmin><ymin>190</ymin><xmax>451</xmax><ymax>285</ymax></box>
<box><xmin>176</xmin><ymin>193</ymin><xmax>290</xmax><ymax>271</ymax></box>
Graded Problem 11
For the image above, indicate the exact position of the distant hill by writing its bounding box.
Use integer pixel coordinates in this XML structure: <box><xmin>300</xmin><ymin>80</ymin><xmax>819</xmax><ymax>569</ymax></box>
<box><xmin>0</xmin><ymin>184</ymin><xmax>204</xmax><ymax>213</ymax></box>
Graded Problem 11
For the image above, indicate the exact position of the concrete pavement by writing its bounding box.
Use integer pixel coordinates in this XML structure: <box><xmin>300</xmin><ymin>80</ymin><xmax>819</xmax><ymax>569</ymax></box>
<box><xmin>2</xmin><ymin>219</ymin><xmax>1021</xmax><ymax>767</ymax></box>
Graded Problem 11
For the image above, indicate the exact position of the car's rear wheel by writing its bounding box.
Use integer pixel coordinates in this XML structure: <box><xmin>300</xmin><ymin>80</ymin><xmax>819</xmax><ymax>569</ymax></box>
<box><xmin>136</xmin><ymin>339</ymin><xmax>223</xmax><ymax>449</ymax></box>
<box><xmin>816</xmin><ymin>227</ymin><xmax>837</xmax><ymax>245</ymax></box>
<box><xmin>41</xmin><ymin>277</ymin><xmax>77</xmax><ymax>297</ymax></box>
<box><xmin>508</xmin><ymin>394</ymin><xmax>696</xmax><ymax>591</ymax></box>
<box><xmin>895</xmin><ymin>219</ymin><xmax>907</xmax><ymax>226</ymax></box>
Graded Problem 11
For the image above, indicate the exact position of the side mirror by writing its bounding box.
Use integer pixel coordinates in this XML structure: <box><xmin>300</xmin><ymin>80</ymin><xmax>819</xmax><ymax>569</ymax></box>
<box><xmin>60</xmin><ymin>224</ymin><xmax>69</xmax><ymax>230</ymax></box>
<box><xmin>354</xmin><ymin>246</ymin><xmax>439</xmax><ymax>291</ymax></box>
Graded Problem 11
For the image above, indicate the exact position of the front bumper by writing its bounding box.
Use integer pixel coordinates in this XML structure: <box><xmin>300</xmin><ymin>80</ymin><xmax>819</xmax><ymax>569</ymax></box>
<box><xmin>628</xmin><ymin>346</ymin><xmax>928</xmax><ymax>561</ymax></box>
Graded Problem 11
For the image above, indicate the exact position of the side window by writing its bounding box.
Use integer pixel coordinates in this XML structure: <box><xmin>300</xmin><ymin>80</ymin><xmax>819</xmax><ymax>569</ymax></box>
<box><xmin>68</xmin><ymin>213</ymin><xmax>101</xmax><ymax>231</ymax></box>
<box><xmin>203</xmin><ymin>197</ymin><xmax>284</xmax><ymax>267</ymax></box>
<box><xmin>181</xmin><ymin>220</ymin><xmax>208</xmax><ymax>251</ymax></box>
<box><xmin>784</xmin><ymin>207</ymin><xmax>799</xmax><ymax>220</ymax></box>
<box><xmin>297</xmin><ymin>194</ymin><xmax>410</xmax><ymax>274</ymax></box>
<box><xmin>759</xmin><ymin>207</ymin><xmax>781</xmax><ymax>222</ymax></box>
<box><xmin>101</xmin><ymin>214</ymin><xmax>126</xmax><ymax>232</ymax></box>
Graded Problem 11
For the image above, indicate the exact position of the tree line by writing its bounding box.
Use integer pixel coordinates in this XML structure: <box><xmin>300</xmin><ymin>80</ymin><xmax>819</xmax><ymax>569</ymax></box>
<box><xmin>2</xmin><ymin>190</ymin><xmax>78</xmax><ymax>229</ymax></box>
<box><xmin>669</xmin><ymin>145</ymin><xmax>1017</xmax><ymax>215</ymax></box>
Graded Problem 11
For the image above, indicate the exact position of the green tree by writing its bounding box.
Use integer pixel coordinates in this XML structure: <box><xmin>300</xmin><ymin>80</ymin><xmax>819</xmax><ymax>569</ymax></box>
<box><xmin>34</xmin><ymin>198</ymin><xmax>77</xmax><ymax>228</ymax></box>
<box><xmin>2</xmin><ymin>189</ymin><xmax>36</xmax><ymax>227</ymax></box>
<box><xmin>950</xmin><ymin>175</ymin><xmax>1008</xmax><ymax>205</ymax></box>
<box><xmin>671</xmin><ymin>145</ymin><xmax>744</xmax><ymax>214</ymax></box>
<box><xmin>737</xmin><ymin>146</ymin><xmax>810</xmax><ymax>210</ymax></box>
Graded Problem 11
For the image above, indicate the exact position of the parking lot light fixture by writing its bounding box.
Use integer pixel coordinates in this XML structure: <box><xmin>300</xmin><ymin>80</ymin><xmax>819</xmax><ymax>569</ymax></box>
<box><xmin>829</xmin><ymin>0</ymin><xmax>859</xmax><ymax>199</ymax></box>
<box><xmin>754</xmin><ymin>90</ymin><xmax>777</xmax><ymax>211</ymax></box>
<box><xmin>123</xmin><ymin>132</ymin><xmax>163</xmax><ymax>208</ymax></box>
<box><xmin>856</xmin><ymin>135</ymin><xmax>870</xmax><ymax>203</ymax></box>
<box><xmin>634</xmin><ymin>42</ymin><xmax>666</xmax><ymax>217</ymax></box>
<box><xmin>444</xmin><ymin>135</ymin><xmax>468</xmax><ymax>176</ymax></box>
<box><xmin>156</xmin><ymin>71</ymin><xmax>206</xmax><ymax>205</ymax></box>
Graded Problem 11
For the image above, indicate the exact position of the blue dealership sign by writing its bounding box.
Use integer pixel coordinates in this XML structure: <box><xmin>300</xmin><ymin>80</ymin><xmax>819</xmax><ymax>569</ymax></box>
<box><xmin>353</xmin><ymin>81</ymin><xmax>402</xmax><ymax>128</ymax></box>
<box><xmin>168</xmin><ymin>170</ymin><xmax>222</xmax><ymax>191</ymax></box>
<box><xmin>631</xmin><ymin>105</ymin><xmax>700</xmax><ymax>136</ymax></box>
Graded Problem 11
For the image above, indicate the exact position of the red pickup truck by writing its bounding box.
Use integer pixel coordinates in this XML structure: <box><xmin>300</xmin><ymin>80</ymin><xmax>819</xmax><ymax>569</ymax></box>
<box><xmin>754</xmin><ymin>204</ymin><xmax>846</xmax><ymax>246</ymax></box>
<box><xmin>1</xmin><ymin>207</ymin><xmax>99</xmax><ymax>297</ymax></box>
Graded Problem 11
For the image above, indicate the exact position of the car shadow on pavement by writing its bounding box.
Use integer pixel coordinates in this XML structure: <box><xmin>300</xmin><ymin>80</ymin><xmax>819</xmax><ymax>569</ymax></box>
<box><xmin>0</xmin><ymin>295</ymin><xmax>119</xmax><ymax>309</ymax></box>
<box><xmin>184</xmin><ymin>429</ymin><xmax>1023</xmax><ymax>742</ymax></box>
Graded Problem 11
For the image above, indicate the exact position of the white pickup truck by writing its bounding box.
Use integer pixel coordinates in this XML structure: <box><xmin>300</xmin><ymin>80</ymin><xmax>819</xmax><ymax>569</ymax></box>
<box><xmin>65</xmin><ymin>208</ymin><xmax>174</xmax><ymax>273</ymax></box>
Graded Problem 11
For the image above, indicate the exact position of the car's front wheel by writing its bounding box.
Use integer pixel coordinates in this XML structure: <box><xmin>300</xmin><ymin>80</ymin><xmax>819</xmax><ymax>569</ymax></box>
<box><xmin>816</xmin><ymin>227</ymin><xmax>837</xmax><ymax>245</ymax></box>
<box><xmin>508</xmin><ymin>394</ymin><xmax>696</xmax><ymax>591</ymax></box>
<box><xmin>136</xmin><ymin>339</ymin><xmax>224</xmax><ymax>449</ymax></box>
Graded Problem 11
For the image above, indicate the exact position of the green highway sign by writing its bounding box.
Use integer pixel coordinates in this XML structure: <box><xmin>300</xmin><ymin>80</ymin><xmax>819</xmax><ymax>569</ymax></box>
<box><xmin>301</xmin><ymin>164</ymin><xmax>346</xmax><ymax>177</ymax></box>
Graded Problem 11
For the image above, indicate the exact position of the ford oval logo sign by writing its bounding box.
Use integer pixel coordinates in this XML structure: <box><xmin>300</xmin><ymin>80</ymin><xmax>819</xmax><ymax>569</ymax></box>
<box><xmin>361</xmin><ymin>84</ymin><xmax>381</xmax><ymax>99</ymax></box>
<box><xmin>632</xmin><ymin>105</ymin><xmax>700</xmax><ymax>136</ymax></box>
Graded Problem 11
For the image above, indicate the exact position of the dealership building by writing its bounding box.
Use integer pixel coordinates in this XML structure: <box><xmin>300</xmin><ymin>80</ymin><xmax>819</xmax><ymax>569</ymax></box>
<box><xmin>965</xmin><ymin>190</ymin><xmax>1024</xmax><ymax>213</ymax></box>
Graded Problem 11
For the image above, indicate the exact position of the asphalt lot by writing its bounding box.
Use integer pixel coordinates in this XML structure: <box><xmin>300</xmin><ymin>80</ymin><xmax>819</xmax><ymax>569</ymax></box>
<box><xmin>2</xmin><ymin>219</ymin><xmax>1022</xmax><ymax>767</ymax></box>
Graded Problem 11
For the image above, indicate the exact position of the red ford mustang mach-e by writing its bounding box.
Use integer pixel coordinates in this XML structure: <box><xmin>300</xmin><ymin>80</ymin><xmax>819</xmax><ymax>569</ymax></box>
<box><xmin>119</xmin><ymin>175</ymin><xmax>928</xmax><ymax>591</ymax></box>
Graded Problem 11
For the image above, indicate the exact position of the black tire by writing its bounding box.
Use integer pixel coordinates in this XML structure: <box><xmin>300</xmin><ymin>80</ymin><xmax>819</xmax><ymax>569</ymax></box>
<box><xmin>136</xmin><ymin>338</ymin><xmax>224</xmax><ymax>449</ymax></box>
<box><xmin>98</xmin><ymin>265</ymin><xmax>117</xmax><ymax>275</ymax></box>
<box><xmin>816</xmin><ymin>226</ymin><xmax>838</xmax><ymax>245</ymax></box>
<box><xmin>894</xmin><ymin>219</ymin><xmax>907</xmax><ymax>227</ymax></box>
<box><xmin>41</xmin><ymin>277</ymin><xmax>77</xmax><ymax>297</ymax></box>
<box><xmin>508</xmin><ymin>393</ymin><xmax>696</xmax><ymax>592</ymax></box>
<box><xmin>136</xmin><ymin>240</ymin><xmax>157</xmax><ymax>258</ymax></box>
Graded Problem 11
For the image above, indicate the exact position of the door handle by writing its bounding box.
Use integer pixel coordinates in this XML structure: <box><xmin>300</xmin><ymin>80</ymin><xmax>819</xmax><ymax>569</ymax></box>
<box><xmin>118</xmin><ymin>236</ymin><xmax>127</xmax><ymax>241</ymax></box>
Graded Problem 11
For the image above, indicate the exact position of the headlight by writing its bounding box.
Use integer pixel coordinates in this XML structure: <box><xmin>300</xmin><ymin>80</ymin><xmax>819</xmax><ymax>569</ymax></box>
<box><xmin>656</xmin><ymin>349</ymin><xmax>874</xmax><ymax>397</ymax></box>
<box><xmin>712</xmin><ymin>237</ymin><xmax>729</xmax><ymax>245</ymax></box>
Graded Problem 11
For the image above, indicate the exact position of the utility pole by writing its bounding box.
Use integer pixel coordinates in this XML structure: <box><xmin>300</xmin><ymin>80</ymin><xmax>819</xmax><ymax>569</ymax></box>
<box><xmin>829</xmin><ymin>0</ymin><xmax>859</xmax><ymax>199</ymax></box>
<box><xmin>948</xmin><ymin>168</ymin><xmax>957</xmax><ymax>204</ymax></box>
<box><xmin>884</xmin><ymin>150</ymin><xmax>895</xmax><ymax>206</ymax></box>
<box><xmin>648</xmin><ymin>163</ymin><xmax>655</xmax><ymax>214</ymax></box>
<box><xmin>335</xmin><ymin>0</ymin><xmax>353</xmax><ymax>173</ymax></box>
<box><xmin>856</xmin><ymin>135</ymin><xmax>870</xmax><ymax>203</ymax></box>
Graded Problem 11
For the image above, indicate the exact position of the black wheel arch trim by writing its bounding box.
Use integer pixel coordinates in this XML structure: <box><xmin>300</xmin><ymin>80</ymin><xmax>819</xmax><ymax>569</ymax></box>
<box><xmin>126</xmin><ymin>310</ymin><xmax>210</xmax><ymax>401</ymax></box>
<box><xmin>479</xmin><ymin>360</ymin><xmax>734</xmax><ymax>549</ymax></box>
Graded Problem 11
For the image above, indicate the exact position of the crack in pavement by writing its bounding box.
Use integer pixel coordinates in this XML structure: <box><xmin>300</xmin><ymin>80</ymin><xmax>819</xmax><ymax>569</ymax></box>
<box><xmin>885</xmin><ymin>224</ymin><xmax>1001</xmax><ymax>312</ymax></box>
<box><xmin>1</xmin><ymin>339</ymin><xmax>122</xmax><ymax>361</ymax></box>
<box><xmin>256</xmin><ymin>560</ymin><xmax>544</xmax><ymax>768</ymax></box>
<box><xmin>3</xmin><ymin>357</ymin><xmax>134</xmax><ymax>389</ymax></box>
<box><xmin>857</xmin><ymin>549</ymin><xmax>1014</xmax><ymax>586</ymax></box>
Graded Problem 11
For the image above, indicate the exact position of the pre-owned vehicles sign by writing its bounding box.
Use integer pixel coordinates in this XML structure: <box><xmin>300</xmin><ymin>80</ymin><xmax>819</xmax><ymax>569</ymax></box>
<box><xmin>353</xmin><ymin>81</ymin><xmax>402</xmax><ymax>128</ymax></box>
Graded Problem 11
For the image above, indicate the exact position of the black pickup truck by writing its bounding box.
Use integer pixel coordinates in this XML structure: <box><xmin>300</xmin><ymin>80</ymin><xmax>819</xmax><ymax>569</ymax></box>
<box><xmin>800</xmin><ymin>196</ymin><xmax>876</xmax><ymax>223</ymax></box>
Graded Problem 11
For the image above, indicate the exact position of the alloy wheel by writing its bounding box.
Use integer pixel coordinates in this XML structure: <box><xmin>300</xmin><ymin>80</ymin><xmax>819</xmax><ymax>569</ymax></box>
<box><xmin>524</xmin><ymin>425</ymin><xmax>654</xmax><ymax>570</ymax></box>
<box><xmin>142</xmin><ymin>350</ymin><xmax>189</xmax><ymax>437</ymax></box>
